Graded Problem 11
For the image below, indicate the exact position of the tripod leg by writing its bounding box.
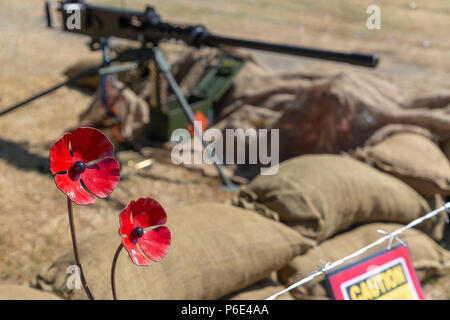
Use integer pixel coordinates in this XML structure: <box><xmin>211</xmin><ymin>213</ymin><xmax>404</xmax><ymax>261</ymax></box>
<box><xmin>152</xmin><ymin>46</ymin><xmax>237</xmax><ymax>191</ymax></box>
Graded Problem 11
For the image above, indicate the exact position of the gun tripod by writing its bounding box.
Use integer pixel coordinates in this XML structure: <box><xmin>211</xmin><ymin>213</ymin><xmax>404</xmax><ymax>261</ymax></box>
<box><xmin>0</xmin><ymin>42</ymin><xmax>237</xmax><ymax>191</ymax></box>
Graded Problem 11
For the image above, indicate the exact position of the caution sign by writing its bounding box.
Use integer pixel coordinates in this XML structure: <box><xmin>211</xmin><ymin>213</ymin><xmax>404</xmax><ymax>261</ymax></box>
<box><xmin>326</xmin><ymin>245</ymin><xmax>424</xmax><ymax>300</ymax></box>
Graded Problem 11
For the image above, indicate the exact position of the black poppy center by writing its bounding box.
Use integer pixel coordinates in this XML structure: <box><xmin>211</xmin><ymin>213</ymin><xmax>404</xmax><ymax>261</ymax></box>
<box><xmin>132</xmin><ymin>227</ymin><xmax>144</xmax><ymax>239</ymax></box>
<box><xmin>72</xmin><ymin>161</ymin><xmax>86</xmax><ymax>174</ymax></box>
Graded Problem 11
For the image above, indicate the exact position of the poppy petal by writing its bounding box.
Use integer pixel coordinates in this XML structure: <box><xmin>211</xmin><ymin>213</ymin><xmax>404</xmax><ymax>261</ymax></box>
<box><xmin>138</xmin><ymin>226</ymin><xmax>171</xmax><ymax>263</ymax></box>
<box><xmin>70</xmin><ymin>127</ymin><xmax>114</xmax><ymax>163</ymax></box>
<box><xmin>50</xmin><ymin>132</ymin><xmax>73</xmax><ymax>174</ymax></box>
<box><xmin>119</xmin><ymin>201</ymin><xmax>134</xmax><ymax>238</ymax></box>
<box><xmin>82</xmin><ymin>157</ymin><xmax>120</xmax><ymax>199</ymax></box>
<box><xmin>130</xmin><ymin>198</ymin><xmax>167</xmax><ymax>229</ymax></box>
<box><xmin>54</xmin><ymin>173</ymin><xmax>95</xmax><ymax>205</ymax></box>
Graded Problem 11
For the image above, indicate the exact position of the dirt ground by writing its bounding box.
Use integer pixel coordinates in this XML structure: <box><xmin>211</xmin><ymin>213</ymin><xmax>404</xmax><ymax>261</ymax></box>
<box><xmin>0</xmin><ymin>0</ymin><xmax>449</xmax><ymax>299</ymax></box>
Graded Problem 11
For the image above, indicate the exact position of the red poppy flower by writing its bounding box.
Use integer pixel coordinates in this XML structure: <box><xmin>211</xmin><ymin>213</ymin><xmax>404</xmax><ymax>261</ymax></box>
<box><xmin>119</xmin><ymin>198</ymin><xmax>171</xmax><ymax>266</ymax></box>
<box><xmin>50</xmin><ymin>127</ymin><xmax>120</xmax><ymax>205</ymax></box>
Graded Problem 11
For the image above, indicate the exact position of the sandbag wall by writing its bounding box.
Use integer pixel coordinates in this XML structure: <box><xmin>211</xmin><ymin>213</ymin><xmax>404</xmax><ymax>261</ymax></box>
<box><xmin>231</xmin><ymin>143</ymin><xmax>450</xmax><ymax>299</ymax></box>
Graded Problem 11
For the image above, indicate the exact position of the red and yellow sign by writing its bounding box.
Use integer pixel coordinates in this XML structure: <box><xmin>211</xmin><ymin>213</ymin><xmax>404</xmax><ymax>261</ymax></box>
<box><xmin>326</xmin><ymin>245</ymin><xmax>424</xmax><ymax>300</ymax></box>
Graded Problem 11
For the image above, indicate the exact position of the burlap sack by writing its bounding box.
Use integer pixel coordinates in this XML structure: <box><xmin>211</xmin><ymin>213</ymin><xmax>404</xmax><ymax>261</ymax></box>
<box><xmin>278</xmin><ymin>223</ymin><xmax>450</xmax><ymax>300</ymax></box>
<box><xmin>274</xmin><ymin>71</ymin><xmax>450</xmax><ymax>162</ymax></box>
<box><xmin>352</xmin><ymin>125</ymin><xmax>450</xmax><ymax>197</ymax></box>
<box><xmin>33</xmin><ymin>203</ymin><xmax>313</xmax><ymax>300</ymax></box>
<box><xmin>221</xmin><ymin>278</ymin><xmax>294</xmax><ymax>300</ymax></box>
<box><xmin>137</xmin><ymin>46</ymin><xmax>228</xmax><ymax>101</ymax></box>
<box><xmin>198</xmin><ymin>69</ymin><xmax>450</xmax><ymax>183</ymax></box>
<box><xmin>79</xmin><ymin>81</ymin><xmax>150</xmax><ymax>144</ymax></box>
<box><xmin>232</xmin><ymin>154</ymin><xmax>445</xmax><ymax>242</ymax></box>
<box><xmin>0</xmin><ymin>284</ymin><xmax>61</xmax><ymax>300</ymax></box>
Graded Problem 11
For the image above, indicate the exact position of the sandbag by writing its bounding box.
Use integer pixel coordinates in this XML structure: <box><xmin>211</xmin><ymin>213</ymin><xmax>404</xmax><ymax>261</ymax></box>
<box><xmin>221</xmin><ymin>278</ymin><xmax>294</xmax><ymax>300</ymax></box>
<box><xmin>352</xmin><ymin>125</ymin><xmax>450</xmax><ymax>197</ymax></box>
<box><xmin>278</xmin><ymin>223</ymin><xmax>450</xmax><ymax>300</ymax></box>
<box><xmin>33</xmin><ymin>203</ymin><xmax>312</xmax><ymax>300</ymax></box>
<box><xmin>0</xmin><ymin>284</ymin><xmax>61</xmax><ymax>300</ymax></box>
<box><xmin>232</xmin><ymin>154</ymin><xmax>445</xmax><ymax>242</ymax></box>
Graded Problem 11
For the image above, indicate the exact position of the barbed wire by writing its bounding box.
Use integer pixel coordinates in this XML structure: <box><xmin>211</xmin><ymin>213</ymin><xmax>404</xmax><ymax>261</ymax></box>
<box><xmin>266</xmin><ymin>202</ymin><xmax>450</xmax><ymax>300</ymax></box>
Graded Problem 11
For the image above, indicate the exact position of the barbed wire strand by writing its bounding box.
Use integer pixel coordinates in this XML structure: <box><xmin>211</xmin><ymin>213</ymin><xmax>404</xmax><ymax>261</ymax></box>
<box><xmin>266</xmin><ymin>202</ymin><xmax>450</xmax><ymax>300</ymax></box>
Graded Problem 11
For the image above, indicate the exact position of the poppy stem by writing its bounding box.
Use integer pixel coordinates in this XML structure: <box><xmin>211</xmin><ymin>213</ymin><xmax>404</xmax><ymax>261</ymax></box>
<box><xmin>111</xmin><ymin>243</ymin><xmax>124</xmax><ymax>300</ymax></box>
<box><xmin>66</xmin><ymin>196</ymin><xmax>95</xmax><ymax>300</ymax></box>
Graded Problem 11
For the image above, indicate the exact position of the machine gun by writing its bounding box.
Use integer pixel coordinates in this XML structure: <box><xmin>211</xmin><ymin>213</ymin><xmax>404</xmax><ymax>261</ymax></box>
<box><xmin>3</xmin><ymin>0</ymin><xmax>379</xmax><ymax>189</ymax></box>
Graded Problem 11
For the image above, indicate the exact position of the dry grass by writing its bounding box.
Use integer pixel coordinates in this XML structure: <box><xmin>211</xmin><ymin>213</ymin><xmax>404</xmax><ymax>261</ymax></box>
<box><xmin>0</xmin><ymin>0</ymin><xmax>449</xmax><ymax>298</ymax></box>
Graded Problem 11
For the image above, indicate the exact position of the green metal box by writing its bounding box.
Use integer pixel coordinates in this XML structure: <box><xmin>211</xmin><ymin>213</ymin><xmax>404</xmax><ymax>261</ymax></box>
<box><xmin>149</xmin><ymin>55</ymin><xmax>245</xmax><ymax>141</ymax></box>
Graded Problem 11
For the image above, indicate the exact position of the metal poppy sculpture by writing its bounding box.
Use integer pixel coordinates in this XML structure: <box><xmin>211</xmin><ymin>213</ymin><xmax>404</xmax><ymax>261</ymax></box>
<box><xmin>111</xmin><ymin>197</ymin><xmax>171</xmax><ymax>299</ymax></box>
<box><xmin>50</xmin><ymin>127</ymin><xmax>171</xmax><ymax>300</ymax></box>
<box><xmin>50</xmin><ymin>127</ymin><xmax>120</xmax><ymax>300</ymax></box>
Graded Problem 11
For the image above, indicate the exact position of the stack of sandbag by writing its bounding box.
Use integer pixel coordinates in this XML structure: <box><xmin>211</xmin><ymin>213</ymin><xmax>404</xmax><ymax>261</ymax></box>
<box><xmin>232</xmin><ymin>154</ymin><xmax>446</xmax><ymax>242</ymax></box>
<box><xmin>231</xmin><ymin>154</ymin><xmax>450</xmax><ymax>299</ymax></box>
<box><xmin>79</xmin><ymin>81</ymin><xmax>150</xmax><ymax>144</ymax></box>
<box><xmin>351</xmin><ymin>124</ymin><xmax>450</xmax><ymax>198</ymax></box>
<box><xmin>32</xmin><ymin>203</ymin><xmax>313</xmax><ymax>300</ymax></box>
<box><xmin>278</xmin><ymin>223</ymin><xmax>450</xmax><ymax>300</ymax></box>
<box><xmin>273</xmin><ymin>71</ymin><xmax>450</xmax><ymax>162</ymax></box>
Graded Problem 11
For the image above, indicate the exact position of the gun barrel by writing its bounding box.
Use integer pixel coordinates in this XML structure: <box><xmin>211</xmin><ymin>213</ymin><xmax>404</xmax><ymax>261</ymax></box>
<box><xmin>57</xmin><ymin>3</ymin><xmax>379</xmax><ymax>68</ymax></box>
<box><xmin>204</xmin><ymin>35</ymin><xmax>378</xmax><ymax>68</ymax></box>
